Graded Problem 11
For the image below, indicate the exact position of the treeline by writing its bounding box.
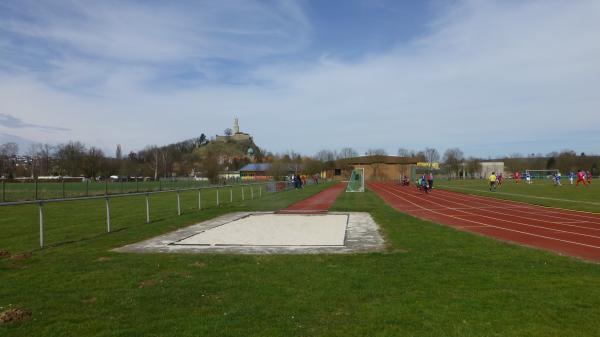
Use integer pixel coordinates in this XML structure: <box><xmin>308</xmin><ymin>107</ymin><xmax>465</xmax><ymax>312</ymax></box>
<box><xmin>0</xmin><ymin>134</ymin><xmax>214</xmax><ymax>179</ymax></box>
<box><xmin>2</xmin><ymin>139</ymin><xmax>598</xmax><ymax>181</ymax></box>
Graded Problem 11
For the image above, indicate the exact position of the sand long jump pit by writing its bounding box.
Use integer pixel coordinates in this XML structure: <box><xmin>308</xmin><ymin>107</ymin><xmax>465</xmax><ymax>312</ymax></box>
<box><xmin>114</xmin><ymin>212</ymin><xmax>384</xmax><ymax>254</ymax></box>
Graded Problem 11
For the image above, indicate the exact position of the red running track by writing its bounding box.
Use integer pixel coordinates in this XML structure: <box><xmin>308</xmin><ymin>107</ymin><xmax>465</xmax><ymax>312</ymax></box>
<box><xmin>369</xmin><ymin>182</ymin><xmax>600</xmax><ymax>262</ymax></box>
<box><xmin>280</xmin><ymin>183</ymin><xmax>346</xmax><ymax>214</ymax></box>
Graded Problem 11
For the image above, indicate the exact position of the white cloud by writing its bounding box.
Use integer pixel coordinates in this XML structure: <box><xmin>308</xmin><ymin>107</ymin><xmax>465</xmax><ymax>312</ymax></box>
<box><xmin>0</xmin><ymin>0</ymin><xmax>599</xmax><ymax>157</ymax></box>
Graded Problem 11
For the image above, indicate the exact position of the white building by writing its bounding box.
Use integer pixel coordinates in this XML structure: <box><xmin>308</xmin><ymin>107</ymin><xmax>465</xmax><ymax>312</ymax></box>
<box><xmin>479</xmin><ymin>161</ymin><xmax>505</xmax><ymax>178</ymax></box>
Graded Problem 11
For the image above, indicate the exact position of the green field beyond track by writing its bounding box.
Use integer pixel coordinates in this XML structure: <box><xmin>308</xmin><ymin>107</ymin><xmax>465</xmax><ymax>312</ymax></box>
<box><xmin>437</xmin><ymin>179</ymin><xmax>600</xmax><ymax>213</ymax></box>
<box><xmin>1</xmin><ymin>183</ymin><xmax>600</xmax><ymax>336</ymax></box>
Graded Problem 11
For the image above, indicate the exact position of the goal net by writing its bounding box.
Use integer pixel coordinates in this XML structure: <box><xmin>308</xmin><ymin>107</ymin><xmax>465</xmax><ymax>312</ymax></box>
<box><xmin>346</xmin><ymin>168</ymin><xmax>365</xmax><ymax>192</ymax></box>
<box><xmin>525</xmin><ymin>169</ymin><xmax>559</xmax><ymax>179</ymax></box>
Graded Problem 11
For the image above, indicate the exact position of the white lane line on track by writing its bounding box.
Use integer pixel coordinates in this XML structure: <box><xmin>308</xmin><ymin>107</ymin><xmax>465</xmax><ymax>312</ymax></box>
<box><xmin>425</xmin><ymin>189</ymin><xmax>600</xmax><ymax>232</ymax></box>
<box><xmin>370</xmin><ymin>183</ymin><xmax>600</xmax><ymax>250</ymax></box>
<box><xmin>385</xmin><ymin>185</ymin><xmax>600</xmax><ymax>239</ymax></box>
<box><xmin>434</xmin><ymin>187</ymin><xmax>600</xmax><ymax>223</ymax></box>
<box><xmin>439</xmin><ymin>185</ymin><xmax>600</xmax><ymax>205</ymax></box>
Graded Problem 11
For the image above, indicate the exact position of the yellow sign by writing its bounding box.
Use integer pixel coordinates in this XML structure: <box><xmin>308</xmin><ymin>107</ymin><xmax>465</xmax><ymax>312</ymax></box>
<box><xmin>417</xmin><ymin>162</ymin><xmax>440</xmax><ymax>169</ymax></box>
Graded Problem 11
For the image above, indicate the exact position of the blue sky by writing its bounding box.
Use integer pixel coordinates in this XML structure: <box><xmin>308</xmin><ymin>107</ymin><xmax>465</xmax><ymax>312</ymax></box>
<box><xmin>0</xmin><ymin>0</ymin><xmax>599</xmax><ymax>158</ymax></box>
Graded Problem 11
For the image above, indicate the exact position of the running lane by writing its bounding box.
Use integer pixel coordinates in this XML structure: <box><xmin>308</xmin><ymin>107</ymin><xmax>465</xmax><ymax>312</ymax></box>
<box><xmin>280</xmin><ymin>183</ymin><xmax>346</xmax><ymax>214</ymax></box>
<box><xmin>369</xmin><ymin>182</ymin><xmax>600</xmax><ymax>262</ymax></box>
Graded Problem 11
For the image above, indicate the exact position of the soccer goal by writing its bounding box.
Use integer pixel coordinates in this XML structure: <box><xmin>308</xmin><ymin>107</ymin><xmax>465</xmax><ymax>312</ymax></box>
<box><xmin>525</xmin><ymin>169</ymin><xmax>559</xmax><ymax>179</ymax></box>
<box><xmin>346</xmin><ymin>168</ymin><xmax>365</xmax><ymax>192</ymax></box>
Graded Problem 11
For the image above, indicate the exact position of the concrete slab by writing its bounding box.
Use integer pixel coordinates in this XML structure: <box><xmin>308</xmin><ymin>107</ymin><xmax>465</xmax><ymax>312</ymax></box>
<box><xmin>113</xmin><ymin>212</ymin><xmax>385</xmax><ymax>254</ymax></box>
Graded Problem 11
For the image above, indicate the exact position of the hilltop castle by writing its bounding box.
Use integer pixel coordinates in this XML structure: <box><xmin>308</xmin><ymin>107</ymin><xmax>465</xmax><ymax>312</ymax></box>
<box><xmin>215</xmin><ymin>118</ymin><xmax>252</xmax><ymax>143</ymax></box>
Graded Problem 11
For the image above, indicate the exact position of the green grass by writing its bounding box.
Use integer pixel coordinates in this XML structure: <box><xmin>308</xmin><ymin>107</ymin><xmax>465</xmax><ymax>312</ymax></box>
<box><xmin>0</xmin><ymin>180</ymin><xmax>259</xmax><ymax>202</ymax></box>
<box><xmin>1</xmin><ymin>184</ymin><xmax>600</xmax><ymax>336</ymax></box>
<box><xmin>436</xmin><ymin>179</ymin><xmax>600</xmax><ymax>213</ymax></box>
<box><xmin>0</xmin><ymin>183</ymin><xmax>271</xmax><ymax>252</ymax></box>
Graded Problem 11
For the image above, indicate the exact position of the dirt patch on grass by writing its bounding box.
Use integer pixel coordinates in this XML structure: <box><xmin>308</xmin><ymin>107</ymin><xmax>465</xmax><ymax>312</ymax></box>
<box><xmin>82</xmin><ymin>297</ymin><xmax>97</xmax><ymax>304</ymax></box>
<box><xmin>96</xmin><ymin>257</ymin><xmax>111</xmax><ymax>262</ymax></box>
<box><xmin>0</xmin><ymin>308</ymin><xmax>32</xmax><ymax>325</ymax></box>
<box><xmin>138</xmin><ymin>279</ymin><xmax>162</xmax><ymax>288</ymax></box>
<box><xmin>0</xmin><ymin>251</ymin><xmax>10</xmax><ymax>259</ymax></box>
<box><xmin>189</xmin><ymin>261</ymin><xmax>206</xmax><ymax>268</ymax></box>
<box><xmin>10</xmin><ymin>252</ymin><xmax>32</xmax><ymax>261</ymax></box>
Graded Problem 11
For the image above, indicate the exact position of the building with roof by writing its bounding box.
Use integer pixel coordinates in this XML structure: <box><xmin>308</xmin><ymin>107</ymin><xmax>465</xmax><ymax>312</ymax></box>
<box><xmin>323</xmin><ymin>155</ymin><xmax>418</xmax><ymax>181</ymax></box>
<box><xmin>239</xmin><ymin>163</ymin><xmax>301</xmax><ymax>181</ymax></box>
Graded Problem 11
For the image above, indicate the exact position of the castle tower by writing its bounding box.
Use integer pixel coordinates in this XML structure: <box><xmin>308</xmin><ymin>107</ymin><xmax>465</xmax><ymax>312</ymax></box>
<box><xmin>233</xmin><ymin>118</ymin><xmax>240</xmax><ymax>134</ymax></box>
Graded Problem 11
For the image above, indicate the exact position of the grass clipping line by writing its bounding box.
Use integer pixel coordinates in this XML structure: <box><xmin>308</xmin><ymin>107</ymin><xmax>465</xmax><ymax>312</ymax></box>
<box><xmin>0</xmin><ymin>308</ymin><xmax>32</xmax><ymax>325</ymax></box>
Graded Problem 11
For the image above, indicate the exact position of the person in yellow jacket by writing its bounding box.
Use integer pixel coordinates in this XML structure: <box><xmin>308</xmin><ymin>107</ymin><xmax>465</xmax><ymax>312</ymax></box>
<box><xmin>489</xmin><ymin>172</ymin><xmax>497</xmax><ymax>191</ymax></box>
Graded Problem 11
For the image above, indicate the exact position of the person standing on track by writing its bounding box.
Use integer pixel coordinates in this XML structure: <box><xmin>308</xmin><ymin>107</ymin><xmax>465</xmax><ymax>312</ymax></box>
<box><xmin>489</xmin><ymin>172</ymin><xmax>497</xmax><ymax>191</ymax></box>
<box><xmin>575</xmin><ymin>170</ymin><xmax>588</xmax><ymax>188</ymax></box>
<box><xmin>427</xmin><ymin>172</ymin><xmax>434</xmax><ymax>191</ymax></box>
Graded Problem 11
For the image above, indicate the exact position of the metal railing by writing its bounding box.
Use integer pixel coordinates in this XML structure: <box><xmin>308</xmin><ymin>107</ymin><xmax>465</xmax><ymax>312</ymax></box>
<box><xmin>0</xmin><ymin>178</ymin><xmax>256</xmax><ymax>203</ymax></box>
<box><xmin>0</xmin><ymin>180</ymin><xmax>297</xmax><ymax>249</ymax></box>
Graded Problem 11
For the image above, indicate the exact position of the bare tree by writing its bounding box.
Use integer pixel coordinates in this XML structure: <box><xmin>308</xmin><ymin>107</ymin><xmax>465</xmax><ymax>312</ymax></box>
<box><xmin>423</xmin><ymin>147</ymin><xmax>440</xmax><ymax>170</ymax></box>
<box><xmin>397</xmin><ymin>148</ymin><xmax>411</xmax><ymax>157</ymax></box>
<box><xmin>0</xmin><ymin>142</ymin><xmax>19</xmax><ymax>178</ymax></box>
<box><xmin>224</xmin><ymin>128</ymin><xmax>232</xmax><ymax>136</ymax></box>
<box><xmin>314</xmin><ymin>150</ymin><xmax>336</xmax><ymax>162</ymax></box>
<box><xmin>443</xmin><ymin>148</ymin><xmax>464</xmax><ymax>178</ymax></box>
<box><xmin>365</xmin><ymin>148</ymin><xmax>387</xmax><ymax>156</ymax></box>
<box><xmin>84</xmin><ymin>147</ymin><xmax>105</xmax><ymax>178</ymax></box>
<box><xmin>56</xmin><ymin>141</ymin><xmax>86</xmax><ymax>176</ymax></box>
<box><xmin>201</xmin><ymin>148</ymin><xmax>221</xmax><ymax>184</ymax></box>
<box><xmin>338</xmin><ymin>147</ymin><xmax>358</xmax><ymax>159</ymax></box>
<box><xmin>27</xmin><ymin>143</ymin><xmax>43</xmax><ymax>178</ymax></box>
<box><xmin>465</xmin><ymin>157</ymin><xmax>482</xmax><ymax>178</ymax></box>
<box><xmin>267</xmin><ymin>159</ymin><xmax>289</xmax><ymax>181</ymax></box>
<box><xmin>116</xmin><ymin>144</ymin><xmax>122</xmax><ymax>160</ymax></box>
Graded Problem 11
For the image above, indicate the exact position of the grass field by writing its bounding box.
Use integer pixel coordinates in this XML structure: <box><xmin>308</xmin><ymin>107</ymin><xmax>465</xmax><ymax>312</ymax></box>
<box><xmin>0</xmin><ymin>180</ymin><xmax>255</xmax><ymax>202</ymax></box>
<box><xmin>437</xmin><ymin>178</ymin><xmax>600</xmax><ymax>213</ymax></box>
<box><xmin>0</xmin><ymin>182</ymin><xmax>276</xmax><ymax>253</ymax></box>
<box><xmin>2</xmin><ymin>183</ymin><xmax>599</xmax><ymax>336</ymax></box>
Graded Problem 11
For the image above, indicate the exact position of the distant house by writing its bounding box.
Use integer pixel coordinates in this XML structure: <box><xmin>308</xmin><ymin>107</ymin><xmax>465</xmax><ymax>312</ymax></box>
<box><xmin>239</xmin><ymin>163</ymin><xmax>272</xmax><ymax>181</ymax></box>
<box><xmin>479</xmin><ymin>161</ymin><xmax>505</xmax><ymax>178</ymax></box>
<box><xmin>239</xmin><ymin>163</ymin><xmax>300</xmax><ymax>181</ymax></box>
<box><xmin>323</xmin><ymin>155</ymin><xmax>418</xmax><ymax>181</ymax></box>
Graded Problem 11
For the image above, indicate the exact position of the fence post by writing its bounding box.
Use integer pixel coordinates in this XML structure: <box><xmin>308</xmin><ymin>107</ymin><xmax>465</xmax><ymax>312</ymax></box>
<box><xmin>251</xmin><ymin>186</ymin><xmax>254</xmax><ymax>200</ymax></box>
<box><xmin>230</xmin><ymin>187</ymin><xmax>233</xmax><ymax>203</ymax></box>
<box><xmin>105</xmin><ymin>179</ymin><xmax>108</xmax><ymax>195</ymax></box>
<box><xmin>216</xmin><ymin>187</ymin><xmax>219</xmax><ymax>207</ymax></box>
<box><xmin>34</xmin><ymin>177</ymin><xmax>38</xmax><ymax>200</ymax></box>
<box><xmin>146</xmin><ymin>194</ymin><xmax>150</xmax><ymax>223</ymax></box>
<box><xmin>241</xmin><ymin>186</ymin><xmax>245</xmax><ymax>201</ymax></box>
<box><xmin>38</xmin><ymin>201</ymin><xmax>44</xmax><ymax>248</ymax></box>
<box><xmin>198</xmin><ymin>189</ymin><xmax>202</xmax><ymax>210</ymax></box>
<box><xmin>1</xmin><ymin>179</ymin><xmax>4</xmax><ymax>202</ymax></box>
<box><xmin>177</xmin><ymin>190</ymin><xmax>181</xmax><ymax>216</ymax></box>
<box><xmin>62</xmin><ymin>178</ymin><xmax>65</xmax><ymax>198</ymax></box>
<box><xmin>136</xmin><ymin>177</ymin><xmax>139</xmax><ymax>193</ymax></box>
<box><xmin>86</xmin><ymin>179</ymin><xmax>89</xmax><ymax>197</ymax></box>
<box><xmin>105</xmin><ymin>197</ymin><xmax>111</xmax><ymax>233</ymax></box>
<box><xmin>259</xmin><ymin>186</ymin><xmax>262</xmax><ymax>197</ymax></box>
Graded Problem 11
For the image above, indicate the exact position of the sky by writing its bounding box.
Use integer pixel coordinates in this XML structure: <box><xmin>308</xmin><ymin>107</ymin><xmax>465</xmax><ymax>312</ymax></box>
<box><xmin>0</xmin><ymin>0</ymin><xmax>599</xmax><ymax>158</ymax></box>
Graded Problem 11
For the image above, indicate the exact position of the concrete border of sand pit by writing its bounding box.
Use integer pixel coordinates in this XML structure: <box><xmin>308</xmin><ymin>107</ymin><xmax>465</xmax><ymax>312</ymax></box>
<box><xmin>113</xmin><ymin>212</ymin><xmax>384</xmax><ymax>254</ymax></box>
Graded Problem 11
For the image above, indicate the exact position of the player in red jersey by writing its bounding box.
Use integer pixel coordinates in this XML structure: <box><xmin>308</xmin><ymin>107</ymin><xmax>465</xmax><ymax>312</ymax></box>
<box><xmin>514</xmin><ymin>171</ymin><xmax>521</xmax><ymax>183</ymax></box>
<box><xmin>575</xmin><ymin>170</ymin><xmax>588</xmax><ymax>188</ymax></box>
<box><xmin>586</xmin><ymin>171</ymin><xmax>593</xmax><ymax>184</ymax></box>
